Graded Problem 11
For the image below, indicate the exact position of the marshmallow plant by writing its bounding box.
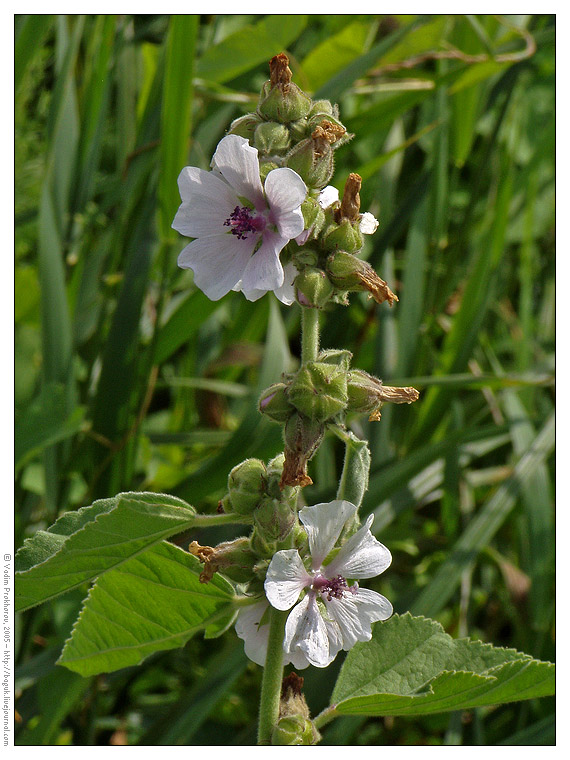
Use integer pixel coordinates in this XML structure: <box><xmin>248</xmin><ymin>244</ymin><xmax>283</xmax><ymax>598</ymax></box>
<box><xmin>15</xmin><ymin>54</ymin><xmax>554</xmax><ymax>746</ymax></box>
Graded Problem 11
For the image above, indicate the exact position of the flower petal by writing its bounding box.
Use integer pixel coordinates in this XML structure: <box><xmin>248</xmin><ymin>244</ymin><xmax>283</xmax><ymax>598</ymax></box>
<box><xmin>324</xmin><ymin>595</ymin><xmax>371</xmax><ymax>650</ymax></box>
<box><xmin>284</xmin><ymin>594</ymin><xmax>332</xmax><ymax>668</ymax></box>
<box><xmin>324</xmin><ymin>514</ymin><xmax>392</xmax><ymax>580</ymax></box>
<box><xmin>273</xmin><ymin>261</ymin><xmax>299</xmax><ymax>305</ymax></box>
<box><xmin>212</xmin><ymin>135</ymin><xmax>265</xmax><ymax>209</ymax></box>
<box><xmin>177</xmin><ymin>234</ymin><xmax>256</xmax><ymax>301</ymax></box>
<box><xmin>359</xmin><ymin>211</ymin><xmax>379</xmax><ymax>234</ymax></box>
<box><xmin>299</xmin><ymin>500</ymin><xmax>357</xmax><ymax>571</ymax></box>
<box><xmin>264</xmin><ymin>167</ymin><xmax>307</xmax><ymax>213</ymax></box>
<box><xmin>240</xmin><ymin>230</ymin><xmax>287</xmax><ymax>292</ymax></box>
<box><xmin>265</xmin><ymin>549</ymin><xmax>312</xmax><ymax>610</ymax></box>
<box><xmin>235</xmin><ymin>601</ymin><xmax>270</xmax><ymax>667</ymax></box>
<box><xmin>350</xmin><ymin>587</ymin><xmax>393</xmax><ymax>624</ymax></box>
<box><xmin>235</xmin><ymin>601</ymin><xmax>311</xmax><ymax>669</ymax></box>
<box><xmin>275</xmin><ymin>207</ymin><xmax>305</xmax><ymax>239</ymax></box>
<box><xmin>176</xmin><ymin>165</ymin><xmax>237</xmax><ymax>208</ymax></box>
<box><xmin>318</xmin><ymin>185</ymin><xmax>339</xmax><ymax>209</ymax></box>
<box><xmin>172</xmin><ymin>193</ymin><xmax>237</xmax><ymax>239</ymax></box>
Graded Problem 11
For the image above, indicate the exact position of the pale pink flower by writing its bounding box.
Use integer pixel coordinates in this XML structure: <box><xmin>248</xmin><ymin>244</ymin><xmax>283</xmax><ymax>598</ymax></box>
<box><xmin>173</xmin><ymin>135</ymin><xmax>306</xmax><ymax>303</ymax></box>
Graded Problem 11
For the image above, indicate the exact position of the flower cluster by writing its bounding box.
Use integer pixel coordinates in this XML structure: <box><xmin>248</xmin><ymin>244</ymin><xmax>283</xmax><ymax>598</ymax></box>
<box><xmin>235</xmin><ymin>500</ymin><xmax>392</xmax><ymax>668</ymax></box>
<box><xmin>172</xmin><ymin>53</ymin><xmax>397</xmax><ymax>311</ymax></box>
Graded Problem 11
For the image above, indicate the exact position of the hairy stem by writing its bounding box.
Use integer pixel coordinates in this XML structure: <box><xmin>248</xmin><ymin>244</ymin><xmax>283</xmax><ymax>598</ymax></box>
<box><xmin>257</xmin><ymin>607</ymin><xmax>288</xmax><ymax>745</ymax></box>
<box><xmin>191</xmin><ymin>512</ymin><xmax>252</xmax><ymax>528</ymax></box>
<box><xmin>301</xmin><ymin>307</ymin><xmax>319</xmax><ymax>363</ymax></box>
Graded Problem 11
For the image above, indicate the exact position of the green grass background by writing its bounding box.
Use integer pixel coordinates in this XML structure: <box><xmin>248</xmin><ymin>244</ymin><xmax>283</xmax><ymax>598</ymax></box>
<box><xmin>15</xmin><ymin>14</ymin><xmax>554</xmax><ymax>745</ymax></box>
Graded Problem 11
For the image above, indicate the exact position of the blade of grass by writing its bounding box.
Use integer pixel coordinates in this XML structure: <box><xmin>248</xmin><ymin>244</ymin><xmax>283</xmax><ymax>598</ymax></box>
<box><xmin>158</xmin><ymin>15</ymin><xmax>198</xmax><ymax>241</ymax></box>
<box><xmin>411</xmin><ymin>412</ymin><xmax>554</xmax><ymax>617</ymax></box>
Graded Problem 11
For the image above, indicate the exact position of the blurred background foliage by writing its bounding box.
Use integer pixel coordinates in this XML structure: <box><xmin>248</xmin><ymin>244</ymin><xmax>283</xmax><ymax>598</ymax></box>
<box><xmin>15</xmin><ymin>14</ymin><xmax>554</xmax><ymax>746</ymax></box>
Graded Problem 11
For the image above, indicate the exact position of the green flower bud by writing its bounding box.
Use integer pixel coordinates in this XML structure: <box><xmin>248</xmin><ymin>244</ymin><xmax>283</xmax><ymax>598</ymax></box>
<box><xmin>296</xmin><ymin>197</ymin><xmax>325</xmax><ymax>244</ymax></box>
<box><xmin>258</xmin><ymin>81</ymin><xmax>312</xmax><ymax>123</ymax></box>
<box><xmin>322</xmin><ymin>219</ymin><xmax>363</xmax><ymax>253</ymax></box>
<box><xmin>295</xmin><ymin>268</ymin><xmax>334</xmax><ymax>309</ymax></box>
<box><xmin>308</xmin><ymin>99</ymin><xmax>335</xmax><ymax>118</ymax></box>
<box><xmin>287</xmin><ymin>362</ymin><xmax>348</xmax><ymax>422</ymax></box>
<box><xmin>346</xmin><ymin>370</ymin><xmax>381</xmax><ymax>415</ymax></box>
<box><xmin>265</xmin><ymin>453</ymin><xmax>298</xmax><ymax>504</ymax></box>
<box><xmin>253</xmin><ymin>121</ymin><xmax>290</xmax><ymax>154</ymax></box>
<box><xmin>317</xmin><ymin>348</ymin><xmax>353</xmax><ymax>371</ymax></box>
<box><xmin>288</xmin><ymin>117</ymin><xmax>310</xmax><ymax>142</ymax></box>
<box><xmin>326</xmin><ymin>251</ymin><xmax>398</xmax><ymax>306</ymax></box>
<box><xmin>347</xmin><ymin>370</ymin><xmax>420</xmax><ymax>420</ymax></box>
<box><xmin>213</xmin><ymin>538</ymin><xmax>257</xmax><ymax>583</ymax></box>
<box><xmin>227</xmin><ymin>458</ymin><xmax>267</xmax><ymax>515</ymax></box>
<box><xmin>253</xmin><ymin>496</ymin><xmax>296</xmax><ymax>543</ymax></box>
<box><xmin>250</xmin><ymin>527</ymin><xmax>277</xmax><ymax>559</ymax></box>
<box><xmin>285</xmin><ymin>137</ymin><xmax>334</xmax><ymax>190</ymax></box>
<box><xmin>272</xmin><ymin>715</ymin><xmax>317</xmax><ymax>745</ymax></box>
<box><xmin>227</xmin><ymin>112</ymin><xmax>263</xmax><ymax>139</ymax></box>
<box><xmin>259</xmin><ymin>383</ymin><xmax>294</xmax><ymax>423</ymax></box>
<box><xmin>291</xmin><ymin>246</ymin><xmax>319</xmax><ymax>268</ymax></box>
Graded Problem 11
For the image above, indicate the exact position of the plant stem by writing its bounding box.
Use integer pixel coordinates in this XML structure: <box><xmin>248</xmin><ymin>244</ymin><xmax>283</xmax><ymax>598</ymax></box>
<box><xmin>301</xmin><ymin>307</ymin><xmax>319</xmax><ymax>363</ymax></box>
<box><xmin>191</xmin><ymin>512</ymin><xmax>252</xmax><ymax>528</ymax></box>
<box><xmin>257</xmin><ymin>607</ymin><xmax>288</xmax><ymax>745</ymax></box>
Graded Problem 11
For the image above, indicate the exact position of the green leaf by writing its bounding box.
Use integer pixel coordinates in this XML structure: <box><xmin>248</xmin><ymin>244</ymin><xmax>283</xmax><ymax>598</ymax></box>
<box><xmin>15</xmin><ymin>492</ymin><xmax>196</xmax><ymax>611</ymax></box>
<box><xmin>299</xmin><ymin>21</ymin><xmax>372</xmax><ymax>92</ymax></box>
<box><xmin>330</xmin><ymin>614</ymin><xmax>554</xmax><ymax>717</ymax></box>
<box><xmin>58</xmin><ymin>541</ymin><xmax>235</xmax><ymax>676</ymax></box>
<box><xmin>196</xmin><ymin>15</ymin><xmax>307</xmax><ymax>84</ymax></box>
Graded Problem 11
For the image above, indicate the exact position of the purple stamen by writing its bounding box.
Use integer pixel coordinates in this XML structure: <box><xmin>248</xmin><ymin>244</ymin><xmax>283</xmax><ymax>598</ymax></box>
<box><xmin>312</xmin><ymin>574</ymin><xmax>357</xmax><ymax>601</ymax></box>
<box><xmin>223</xmin><ymin>206</ymin><xmax>263</xmax><ymax>240</ymax></box>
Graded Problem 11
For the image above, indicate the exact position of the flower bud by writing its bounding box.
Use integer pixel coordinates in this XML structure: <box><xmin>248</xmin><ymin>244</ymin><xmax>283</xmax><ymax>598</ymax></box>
<box><xmin>227</xmin><ymin>458</ymin><xmax>267</xmax><ymax>515</ymax></box>
<box><xmin>288</xmin><ymin>117</ymin><xmax>310</xmax><ymax>142</ymax></box>
<box><xmin>308</xmin><ymin>99</ymin><xmax>335</xmax><ymax>119</ymax></box>
<box><xmin>296</xmin><ymin>197</ymin><xmax>325</xmax><ymax>245</ymax></box>
<box><xmin>250</xmin><ymin>527</ymin><xmax>277</xmax><ymax>559</ymax></box>
<box><xmin>272</xmin><ymin>715</ymin><xmax>317</xmax><ymax>745</ymax></box>
<box><xmin>287</xmin><ymin>362</ymin><xmax>348</xmax><ymax>422</ymax></box>
<box><xmin>253</xmin><ymin>496</ymin><xmax>296</xmax><ymax>543</ymax></box>
<box><xmin>295</xmin><ymin>268</ymin><xmax>334</xmax><ymax>309</ymax></box>
<box><xmin>189</xmin><ymin>537</ymin><xmax>256</xmax><ymax>584</ymax></box>
<box><xmin>272</xmin><ymin>672</ymin><xmax>320</xmax><ymax>745</ymax></box>
<box><xmin>326</xmin><ymin>251</ymin><xmax>398</xmax><ymax>306</ymax></box>
<box><xmin>281</xmin><ymin>413</ymin><xmax>325</xmax><ymax>488</ymax></box>
<box><xmin>291</xmin><ymin>246</ymin><xmax>319</xmax><ymax>268</ymax></box>
<box><xmin>285</xmin><ymin>137</ymin><xmax>334</xmax><ymax>190</ymax></box>
<box><xmin>227</xmin><ymin>112</ymin><xmax>263</xmax><ymax>140</ymax></box>
<box><xmin>347</xmin><ymin>370</ymin><xmax>420</xmax><ymax>420</ymax></box>
<box><xmin>265</xmin><ymin>452</ymin><xmax>298</xmax><ymax>504</ymax></box>
<box><xmin>253</xmin><ymin>121</ymin><xmax>290</xmax><ymax>154</ymax></box>
<box><xmin>321</xmin><ymin>219</ymin><xmax>363</xmax><ymax>253</ymax></box>
<box><xmin>259</xmin><ymin>383</ymin><xmax>294</xmax><ymax>423</ymax></box>
<box><xmin>257</xmin><ymin>54</ymin><xmax>312</xmax><ymax>123</ymax></box>
<box><xmin>317</xmin><ymin>348</ymin><xmax>353</xmax><ymax>371</ymax></box>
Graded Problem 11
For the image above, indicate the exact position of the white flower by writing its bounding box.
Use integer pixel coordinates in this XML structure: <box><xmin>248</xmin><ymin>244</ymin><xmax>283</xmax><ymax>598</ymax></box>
<box><xmin>172</xmin><ymin>134</ymin><xmax>307</xmax><ymax>303</ymax></box>
<box><xmin>264</xmin><ymin>500</ymin><xmax>392</xmax><ymax>668</ymax></box>
<box><xmin>317</xmin><ymin>186</ymin><xmax>379</xmax><ymax>234</ymax></box>
<box><xmin>235</xmin><ymin>600</ymin><xmax>311</xmax><ymax>669</ymax></box>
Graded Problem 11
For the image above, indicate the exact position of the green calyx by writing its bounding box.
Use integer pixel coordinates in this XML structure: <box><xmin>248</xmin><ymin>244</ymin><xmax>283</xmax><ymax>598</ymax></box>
<box><xmin>254</xmin><ymin>121</ymin><xmax>291</xmax><ymax>154</ymax></box>
<box><xmin>227</xmin><ymin>458</ymin><xmax>267</xmax><ymax>515</ymax></box>
<box><xmin>272</xmin><ymin>715</ymin><xmax>319</xmax><ymax>745</ymax></box>
<box><xmin>287</xmin><ymin>362</ymin><xmax>348</xmax><ymax>423</ymax></box>
<box><xmin>259</xmin><ymin>383</ymin><xmax>294</xmax><ymax>423</ymax></box>
<box><xmin>322</xmin><ymin>219</ymin><xmax>363</xmax><ymax>253</ymax></box>
<box><xmin>285</xmin><ymin>137</ymin><xmax>334</xmax><ymax>190</ymax></box>
<box><xmin>227</xmin><ymin>112</ymin><xmax>263</xmax><ymax>139</ymax></box>
<box><xmin>258</xmin><ymin>80</ymin><xmax>312</xmax><ymax>124</ymax></box>
<box><xmin>295</xmin><ymin>268</ymin><xmax>334</xmax><ymax>309</ymax></box>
